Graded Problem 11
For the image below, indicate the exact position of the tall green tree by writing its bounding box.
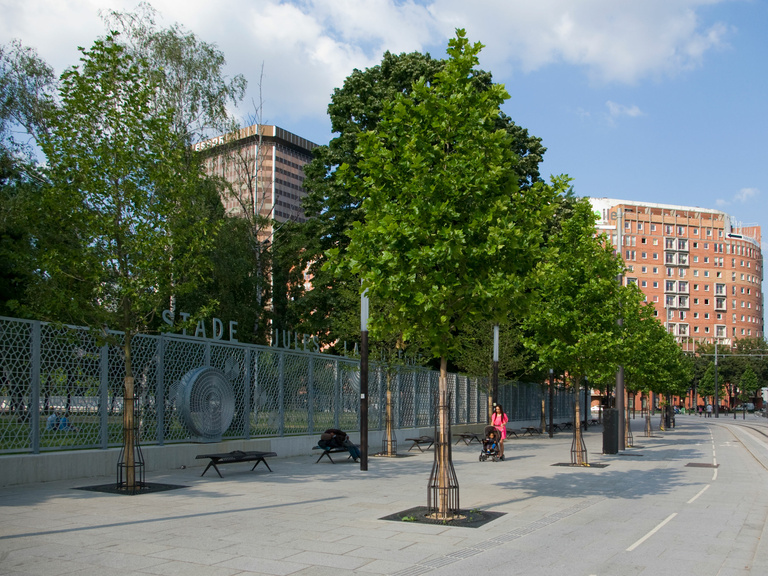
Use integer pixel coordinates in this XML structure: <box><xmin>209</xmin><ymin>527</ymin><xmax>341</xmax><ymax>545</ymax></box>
<box><xmin>35</xmin><ymin>35</ymin><xmax>218</xmax><ymax>489</ymax></box>
<box><xmin>524</xmin><ymin>198</ymin><xmax>624</xmax><ymax>464</ymax></box>
<box><xmin>285</xmin><ymin>47</ymin><xmax>547</xmax><ymax>350</ymax></box>
<box><xmin>332</xmin><ymin>30</ymin><xmax>557</xmax><ymax>517</ymax></box>
<box><xmin>101</xmin><ymin>2</ymin><xmax>247</xmax><ymax>145</ymax></box>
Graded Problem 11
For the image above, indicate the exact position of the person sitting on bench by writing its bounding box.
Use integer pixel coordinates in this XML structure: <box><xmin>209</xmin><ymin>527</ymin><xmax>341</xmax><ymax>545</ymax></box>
<box><xmin>318</xmin><ymin>429</ymin><xmax>361</xmax><ymax>461</ymax></box>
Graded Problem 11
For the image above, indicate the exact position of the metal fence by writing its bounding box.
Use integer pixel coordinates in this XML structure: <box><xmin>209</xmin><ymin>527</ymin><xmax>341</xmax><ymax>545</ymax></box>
<box><xmin>0</xmin><ymin>316</ymin><xmax>574</xmax><ymax>454</ymax></box>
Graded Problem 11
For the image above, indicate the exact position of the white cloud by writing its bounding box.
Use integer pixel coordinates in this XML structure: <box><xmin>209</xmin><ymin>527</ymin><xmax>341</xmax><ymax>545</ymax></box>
<box><xmin>1</xmin><ymin>0</ymin><xmax>736</xmax><ymax>142</ymax></box>
<box><xmin>734</xmin><ymin>187</ymin><xmax>759</xmax><ymax>202</ymax></box>
<box><xmin>429</xmin><ymin>0</ymin><xmax>732</xmax><ymax>84</ymax></box>
<box><xmin>716</xmin><ymin>187</ymin><xmax>760</xmax><ymax>208</ymax></box>
<box><xmin>606</xmin><ymin>101</ymin><xmax>643</xmax><ymax>119</ymax></box>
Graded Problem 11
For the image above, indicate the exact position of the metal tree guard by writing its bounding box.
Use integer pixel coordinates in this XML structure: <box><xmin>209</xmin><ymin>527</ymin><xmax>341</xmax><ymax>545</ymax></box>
<box><xmin>427</xmin><ymin>391</ymin><xmax>459</xmax><ymax>518</ymax></box>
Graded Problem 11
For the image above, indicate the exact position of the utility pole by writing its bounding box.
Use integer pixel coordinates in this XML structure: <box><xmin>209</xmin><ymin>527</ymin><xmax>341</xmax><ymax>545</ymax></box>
<box><xmin>616</xmin><ymin>208</ymin><xmax>625</xmax><ymax>449</ymax></box>
<box><xmin>714</xmin><ymin>339</ymin><xmax>719</xmax><ymax>418</ymax></box>
<box><xmin>360</xmin><ymin>289</ymin><xmax>369</xmax><ymax>470</ymax></box>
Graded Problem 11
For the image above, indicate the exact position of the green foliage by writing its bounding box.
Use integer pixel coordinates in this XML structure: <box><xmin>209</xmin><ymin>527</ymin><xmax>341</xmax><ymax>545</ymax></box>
<box><xmin>738</xmin><ymin>365</ymin><xmax>759</xmax><ymax>402</ymax></box>
<box><xmin>332</xmin><ymin>30</ymin><xmax>556</xmax><ymax>361</ymax></box>
<box><xmin>524</xmin><ymin>197</ymin><xmax>624</xmax><ymax>385</ymax></box>
<box><xmin>284</xmin><ymin>44</ymin><xmax>547</xmax><ymax>353</ymax></box>
<box><xmin>101</xmin><ymin>1</ymin><xmax>247</xmax><ymax>144</ymax></box>
<box><xmin>32</xmin><ymin>34</ymin><xmax>217</xmax><ymax>341</ymax></box>
<box><xmin>698</xmin><ymin>362</ymin><xmax>726</xmax><ymax>402</ymax></box>
<box><xmin>619</xmin><ymin>291</ymin><xmax>692</xmax><ymax>397</ymax></box>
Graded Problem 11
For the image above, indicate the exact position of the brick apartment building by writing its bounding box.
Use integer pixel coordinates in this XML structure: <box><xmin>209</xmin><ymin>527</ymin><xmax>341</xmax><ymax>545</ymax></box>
<box><xmin>590</xmin><ymin>198</ymin><xmax>764</xmax><ymax>348</ymax></box>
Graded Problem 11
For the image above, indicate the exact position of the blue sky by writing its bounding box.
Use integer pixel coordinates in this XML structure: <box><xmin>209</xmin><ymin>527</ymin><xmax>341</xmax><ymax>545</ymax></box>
<box><xmin>3</xmin><ymin>0</ymin><xmax>767</xmax><ymax>252</ymax></box>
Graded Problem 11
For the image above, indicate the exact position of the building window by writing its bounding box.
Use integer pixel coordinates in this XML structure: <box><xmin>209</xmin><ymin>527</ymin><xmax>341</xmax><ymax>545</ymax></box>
<box><xmin>641</xmin><ymin>252</ymin><xmax>647</xmax><ymax>259</ymax></box>
<box><xmin>651</xmin><ymin>224</ymin><xmax>657</xmax><ymax>232</ymax></box>
<box><xmin>641</xmin><ymin>266</ymin><xmax>647</xmax><ymax>273</ymax></box>
<box><xmin>653</xmin><ymin>281</ymin><xmax>659</xmax><ymax>288</ymax></box>
<box><xmin>653</xmin><ymin>253</ymin><xmax>659</xmax><ymax>259</ymax></box>
<box><xmin>704</xmin><ymin>271</ymin><xmax>709</xmax><ymax>277</ymax></box>
<box><xmin>693</xmin><ymin>270</ymin><xmax>699</xmax><ymax>277</ymax></box>
<box><xmin>641</xmin><ymin>280</ymin><xmax>647</xmax><ymax>287</ymax></box>
<box><xmin>693</xmin><ymin>228</ymin><xmax>698</xmax><ymax>235</ymax></box>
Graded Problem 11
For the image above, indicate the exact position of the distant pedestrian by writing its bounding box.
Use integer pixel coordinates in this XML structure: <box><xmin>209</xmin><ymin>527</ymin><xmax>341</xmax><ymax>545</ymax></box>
<box><xmin>706</xmin><ymin>404</ymin><xmax>712</xmax><ymax>418</ymax></box>
<box><xmin>491</xmin><ymin>404</ymin><xmax>509</xmax><ymax>461</ymax></box>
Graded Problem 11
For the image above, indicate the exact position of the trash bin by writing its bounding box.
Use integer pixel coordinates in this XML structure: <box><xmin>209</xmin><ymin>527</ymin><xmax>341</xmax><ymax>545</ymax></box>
<box><xmin>602</xmin><ymin>408</ymin><xmax>618</xmax><ymax>454</ymax></box>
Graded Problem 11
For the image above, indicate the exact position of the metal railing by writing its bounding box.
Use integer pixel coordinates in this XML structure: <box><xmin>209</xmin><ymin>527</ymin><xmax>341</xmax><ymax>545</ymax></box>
<box><xmin>0</xmin><ymin>316</ymin><xmax>574</xmax><ymax>454</ymax></box>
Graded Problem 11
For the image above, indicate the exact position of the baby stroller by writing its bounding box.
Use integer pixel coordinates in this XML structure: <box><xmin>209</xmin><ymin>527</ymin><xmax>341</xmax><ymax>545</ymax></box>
<box><xmin>480</xmin><ymin>425</ymin><xmax>501</xmax><ymax>462</ymax></box>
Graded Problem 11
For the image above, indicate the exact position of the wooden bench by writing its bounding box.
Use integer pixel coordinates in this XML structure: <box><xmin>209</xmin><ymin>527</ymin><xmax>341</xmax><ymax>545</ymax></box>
<box><xmin>405</xmin><ymin>436</ymin><xmax>434</xmax><ymax>452</ymax></box>
<box><xmin>505</xmin><ymin>428</ymin><xmax>519</xmax><ymax>438</ymax></box>
<box><xmin>313</xmin><ymin>445</ymin><xmax>358</xmax><ymax>463</ymax></box>
<box><xmin>521</xmin><ymin>427</ymin><xmax>541</xmax><ymax>436</ymax></box>
<box><xmin>195</xmin><ymin>450</ymin><xmax>277</xmax><ymax>478</ymax></box>
<box><xmin>455</xmin><ymin>432</ymin><xmax>482</xmax><ymax>445</ymax></box>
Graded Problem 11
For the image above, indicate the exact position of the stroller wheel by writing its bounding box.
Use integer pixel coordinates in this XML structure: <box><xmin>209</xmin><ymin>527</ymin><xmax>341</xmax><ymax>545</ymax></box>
<box><xmin>479</xmin><ymin>454</ymin><xmax>486</xmax><ymax>461</ymax></box>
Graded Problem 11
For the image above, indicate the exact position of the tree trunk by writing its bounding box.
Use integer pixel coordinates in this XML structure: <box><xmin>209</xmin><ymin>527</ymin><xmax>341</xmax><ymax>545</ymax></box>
<box><xmin>438</xmin><ymin>356</ymin><xmax>450</xmax><ymax>517</ymax></box>
<box><xmin>123</xmin><ymin>332</ymin><xmax>136</xmax><ymax>490</ymax></box>
<box><xmin>385</xmin><ymin>370</ymin><xmax>395</xmax><ymax>456</ymax></box>
<box><xmin>572</xmin><ymin>376</ymin><xmax>586</xmax><ymax>465</ymax></box>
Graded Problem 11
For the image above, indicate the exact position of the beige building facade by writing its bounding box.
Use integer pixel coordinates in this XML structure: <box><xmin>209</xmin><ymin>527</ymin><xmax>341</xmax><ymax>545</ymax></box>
<box><xmin>197</xmin><ymin>124</ymin><xmax>317</xmax><ymax>229</ymax></box>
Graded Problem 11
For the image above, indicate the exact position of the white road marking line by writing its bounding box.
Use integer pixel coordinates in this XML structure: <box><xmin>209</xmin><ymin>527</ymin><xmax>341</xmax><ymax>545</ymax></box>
<box><xmin>687</xmin><ymin>485</ymin><xmax>710</xmax><ymax>504</ymax></box>
<box><xmin>626</xmin><ymin>513</ymin><xmax>677</xmax><ymax>552</ymax></box>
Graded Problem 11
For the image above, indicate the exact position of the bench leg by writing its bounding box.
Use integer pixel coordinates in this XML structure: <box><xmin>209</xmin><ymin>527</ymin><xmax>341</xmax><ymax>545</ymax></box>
<box><xmin>201</xmin><ymin>460</ymin><xmax>223</xmax><ymax>478</ymax></box>
<box><xmin>251</xmin><ymin>458</ymin><xmax>273</xmax><ymax>472</ymax></box>
<box><xmin>316</xmin><ymin>450</ymin><xmax>335</xmax><ymax>464</ymax></box>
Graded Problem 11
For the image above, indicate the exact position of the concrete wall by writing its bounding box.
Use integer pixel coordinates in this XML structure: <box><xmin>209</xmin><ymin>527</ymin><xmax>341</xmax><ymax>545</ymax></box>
<box><xmin>0</xmin><ymin>425</ymin><xmax>493</xmax><ymax>487</ymax></box>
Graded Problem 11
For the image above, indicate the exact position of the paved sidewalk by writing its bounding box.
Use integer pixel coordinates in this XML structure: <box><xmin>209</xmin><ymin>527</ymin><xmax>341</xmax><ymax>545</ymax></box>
<box><xmin>2</xmin><ymin>416</ymin><xmax>768</xmax><ymax>576</ymax></box>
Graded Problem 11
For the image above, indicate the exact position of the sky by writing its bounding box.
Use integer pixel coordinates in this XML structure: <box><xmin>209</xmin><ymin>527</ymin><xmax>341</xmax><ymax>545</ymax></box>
<box><xmin>2</xmin><ymin>0</ymin><xmax>767</xmax><ymax>254</ymax></box>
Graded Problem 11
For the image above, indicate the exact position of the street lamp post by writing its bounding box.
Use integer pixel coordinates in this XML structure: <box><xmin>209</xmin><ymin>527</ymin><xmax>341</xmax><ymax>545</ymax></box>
<box><xmin>549</xmin><ymin>368</ymin><xmax>554</xmax><ymax>438</ymax></box>
<box><xmin>492</xmin><ymin>324</ymin><xmax>499</xmax><ymax>409</ymax></box>
<box><xmin>714</xmin><ymin>340</ymin><xmax>719</xmax><ymax>418</ymax></box>
<box><xmin>360</xmin><ymin>289</ymin><xmax>369</xmax><ymax>470</ymax></box>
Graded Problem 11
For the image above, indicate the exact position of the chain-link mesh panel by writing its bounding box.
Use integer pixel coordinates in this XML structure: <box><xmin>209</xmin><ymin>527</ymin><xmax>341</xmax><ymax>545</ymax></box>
<box><xmin>252</xmin><ymin>348</ymin><xmax>282</xmax><ymax>436</ymax></box>
<box><xmin>282</xmin><ymin>352</ymin><xmax>310</xmax><ymax>435</ymax></box>
<box><xmin>2</xmin><ymin>316</ymin><xmax>541</xmax><ymax>454</ymax></box>
<box><xmin>152</xmin><ymin>336</ymin><xmax>206</xmax><ymax>443</ymax></box>
<box><xmin>209</xmin><ymin>343</ymin><xmax>246</xmax><ymax>440</ymax></box>
<box><xmin>0</xmin><ymin>318</ymin><xmax>33</xmax><ymax>452</ymax></box>
<box><xmin>37</xmin><ymin>323</ymin><xmax>103</xmax><ymax>452</ymax></box>
<box><xmin>309</xmin><ymin>355</ymin><xmax>335</xmax><ymax>434</ymax></box>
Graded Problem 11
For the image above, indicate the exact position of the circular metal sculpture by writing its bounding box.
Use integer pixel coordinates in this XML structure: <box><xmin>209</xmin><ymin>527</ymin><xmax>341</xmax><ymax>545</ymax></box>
<box><xmin>176</xmin><ymin>367</ymin><xmax>235</xmax><ymax>441</ymax></box>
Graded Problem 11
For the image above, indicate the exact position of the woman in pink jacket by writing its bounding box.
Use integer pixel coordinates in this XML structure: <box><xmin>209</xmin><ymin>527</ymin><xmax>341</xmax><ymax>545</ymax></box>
<box><xmin>491</xmin><ymin>404</ymin><xmax>509</xmax><ymax>460</ymax></box>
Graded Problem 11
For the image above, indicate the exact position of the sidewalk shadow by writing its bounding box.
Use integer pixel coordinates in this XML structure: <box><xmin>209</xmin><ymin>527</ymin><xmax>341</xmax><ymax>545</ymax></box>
<box><xmin>489</xmin><ymin>467</ymin><xmax>689</xmax><ymax>508</ymax></box>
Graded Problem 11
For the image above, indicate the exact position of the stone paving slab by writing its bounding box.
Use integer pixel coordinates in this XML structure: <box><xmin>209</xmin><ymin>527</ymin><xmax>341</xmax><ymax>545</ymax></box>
<box><xmin>2</xmin><ymin>416</ymin><xmax>768</xmax><ymax>575</ymax></box>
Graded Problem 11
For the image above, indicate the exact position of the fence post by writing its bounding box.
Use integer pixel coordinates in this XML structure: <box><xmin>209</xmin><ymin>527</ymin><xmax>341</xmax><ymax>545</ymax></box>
<box><xmin>334</xmin><ymin>358</ymin><xmax>341</xmax><ymax>429</ymax></box>
<box><xmin>30</xmin><ymin>321</ymin><xmax>41</xmax><ymax>454</ymax></box>
<box><xmin>278</xmin><ymin>350</ymin><xmax>285</xmax><ymax>436</ymax></box>
<box><xmin>308</xmin><ymin>355</ymin><xmax>315</xmax><ymax>435</ymax></box>
<box><xmin>100</xmin><ymin>341</ymin><xmax>109</xmax><ymax>449</ymax></box>
<box><xmin>395</xmin><ymin>366</ymin><xmax>401</xmax><ymax>429</ymax></box>
<box><xmin>156</xmin><ymin>335</ymin><xmax>165</xmax><ymax>446</ymax></box>
<box><xmin>244</xmin><ymin>348</ymin><xmax>251</xmax><ymax>439</ymax></box>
